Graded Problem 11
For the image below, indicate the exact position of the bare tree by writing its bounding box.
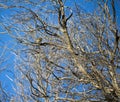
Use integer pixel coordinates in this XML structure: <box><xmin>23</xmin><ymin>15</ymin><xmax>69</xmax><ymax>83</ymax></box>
<box><xmin>0</xmin><ymin>41</ymin><xmax>11</xmax><ymax>102</ymax></box>
<box><xmin>0</xmin><ymin>0</ymin><xmax>120</xmax><ymax>101</ymax></box>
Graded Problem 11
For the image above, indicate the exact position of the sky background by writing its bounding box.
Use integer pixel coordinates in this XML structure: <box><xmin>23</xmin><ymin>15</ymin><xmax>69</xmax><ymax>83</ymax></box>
<box><xmin>0</xmin><ymin>0</ymin><xmax>120</xmax><ymax>98</ymax></box>
<box><xmin>0</xmin><ymin>5</ymin><xmax>16</xmax><ymax>96</ymax></box>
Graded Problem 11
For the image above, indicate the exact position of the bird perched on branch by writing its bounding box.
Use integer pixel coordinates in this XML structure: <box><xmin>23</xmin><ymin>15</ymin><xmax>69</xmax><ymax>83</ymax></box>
<box><xmin>34</xmin><ymin>38</ymin><xmax>42</xmax><ymax>49</ymax></box>
<box><xmin>35</xmin><ymin>37</ymin><xmax>42</xmax><ymax>44</ymax></box>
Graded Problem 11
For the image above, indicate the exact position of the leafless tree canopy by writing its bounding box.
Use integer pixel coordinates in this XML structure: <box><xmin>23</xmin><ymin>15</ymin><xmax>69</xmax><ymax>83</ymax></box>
<box><xmin>0</xmin><ymin>0</ymin><xmax>120</xmax><ymax>102</ymax></box>
<box><xmin>0</xmin><ymin>39</ymin><xmax>11</xmax><ymax>101</ymax></box>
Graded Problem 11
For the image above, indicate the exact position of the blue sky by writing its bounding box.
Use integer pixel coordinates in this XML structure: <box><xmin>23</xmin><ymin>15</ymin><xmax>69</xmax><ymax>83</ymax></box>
<box><xmin>0</xmin><ymin>0</ymin><xmax>120</xmax><ymax>100</ymax></box>
<box><xmin>0</xmin><ymin>7</ymin><xmax>16</xmax><ymax>97</ymax></box>
<box><xmin>0</xmin><ymin>35</ymin><xmax>15</xmax><ymax>97</ymax></box>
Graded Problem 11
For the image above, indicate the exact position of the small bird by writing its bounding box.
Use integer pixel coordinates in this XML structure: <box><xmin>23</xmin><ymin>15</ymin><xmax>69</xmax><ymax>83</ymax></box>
<box><xmin>35</xmin><ymin>38</ymin><xmax>42</xmax><ymax>49</ymax></box>
<box><xmin>35</xmin><ymin>37</ymin><xmax>42</xmax><ymax>44</ymax></box>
